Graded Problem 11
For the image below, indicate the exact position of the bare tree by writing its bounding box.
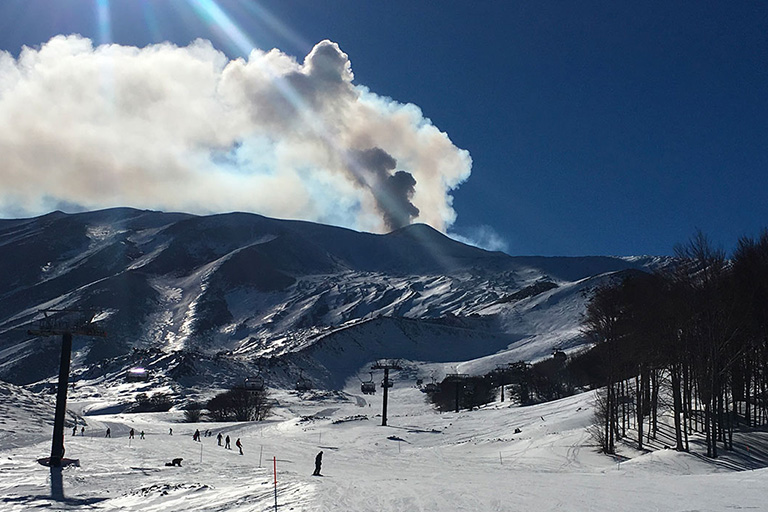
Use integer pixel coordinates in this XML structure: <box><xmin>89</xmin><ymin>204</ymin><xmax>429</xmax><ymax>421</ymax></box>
<box><xmin>207</xmin><ymin>387</ymin><xmax>272</xmax><ymax>422</ymax></box>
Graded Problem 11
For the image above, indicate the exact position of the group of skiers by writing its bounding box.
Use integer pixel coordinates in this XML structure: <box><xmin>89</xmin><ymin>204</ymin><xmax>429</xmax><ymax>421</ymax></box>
<box><xmin>94</xmin><ymin>425</ymin><xmax>323</xmax><ymax>475</ymax></box>
<box><xmin>99</xmin><ymin>426</ymin><xmax>240</xmax><ymax>454</ymax></box>
<box><xmin>213</xmin><ymin>431</ymin><xmax>242</xmax><ymax>455</ymax></box>
<box><xmin>192</xmin><ymin>429</ymin><xmax>214</xmax><ymax>441</ymax></box>
<box><xmin>128</xmin><ymin>428</ymin><xmax>145</xmax><ymax>439</ymax></box>
<box><xmin>197</xmin><ymin>432</ymin><xmax>324</xmax><ymax>476</ymax></box>
<box><xmin>102</xmin><ymin>427</ymin><xmax>145</xmax><ymax>439</ymax></box>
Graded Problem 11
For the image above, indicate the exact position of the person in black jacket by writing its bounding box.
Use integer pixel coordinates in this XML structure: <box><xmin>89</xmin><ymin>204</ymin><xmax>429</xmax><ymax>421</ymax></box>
<box><xmin>312</xmin><ymin>451</ymin><xmax>323</xmax><ymax>476</ymax></box>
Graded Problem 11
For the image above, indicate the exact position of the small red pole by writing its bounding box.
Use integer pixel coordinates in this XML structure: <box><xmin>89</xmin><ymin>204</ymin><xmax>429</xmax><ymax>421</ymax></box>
<box><xmin>273</xmin><ymin>456</ymin><xmax>278</xmax><ymax>511</ymax></box>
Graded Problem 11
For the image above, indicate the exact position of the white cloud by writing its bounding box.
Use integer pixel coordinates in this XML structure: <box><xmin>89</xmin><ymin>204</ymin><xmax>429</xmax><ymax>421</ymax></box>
<box><xmin>0</xmin><ymin>35</ymin><xmax>471</xmax><ymax>233</ymax></box>
<box><xmin>449</xmin><ymin>225</ymin><xmax>510</xmax><ymax>253</ymax></box>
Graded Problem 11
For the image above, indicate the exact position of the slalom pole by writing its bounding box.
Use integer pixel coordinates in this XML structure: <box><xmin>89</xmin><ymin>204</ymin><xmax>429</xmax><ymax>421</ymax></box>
<box><xmin>273</xmin><ymin>456</ymin><xmax>278</xmax><ymax>511</ymax></box>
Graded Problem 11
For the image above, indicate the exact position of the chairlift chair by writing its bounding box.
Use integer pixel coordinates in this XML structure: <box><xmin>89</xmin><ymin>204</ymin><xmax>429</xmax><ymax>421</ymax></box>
<box><xmin>360</xmin><ymin>372</ymin><xmax>376</xmax><ymax>395</ymax></box>
<box><xmin>423</xmin><ymin>382</ymin><xmax>439</xmax><ymax>394</ymax></box>
<box><xmin>422</xmin><ymin>373</ymin><xmax>439</xmax><ymax>394</ymax></box>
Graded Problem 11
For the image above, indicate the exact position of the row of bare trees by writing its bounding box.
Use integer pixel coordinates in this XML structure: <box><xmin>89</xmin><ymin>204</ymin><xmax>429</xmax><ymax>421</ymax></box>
<box><xmin>584</xmin><ymin>230</ymin><xmax>768</xmax><ymax>457</ymax></box>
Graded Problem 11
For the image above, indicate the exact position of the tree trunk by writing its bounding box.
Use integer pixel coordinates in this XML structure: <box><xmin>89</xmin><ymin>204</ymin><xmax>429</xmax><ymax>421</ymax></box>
<box><xmin>671</xmin><ymin>365</ymin><xmax>684</xmax><ymax>451</ymax></box>
<box><xmin>636</xmin><ymin>374</ymin><xmax>644</xmax><ymax>450</ymax></box>
<box><xmin>651</xmin><ymin>370</ymin><xmax>659</xmax><ymax>439</ymax></box>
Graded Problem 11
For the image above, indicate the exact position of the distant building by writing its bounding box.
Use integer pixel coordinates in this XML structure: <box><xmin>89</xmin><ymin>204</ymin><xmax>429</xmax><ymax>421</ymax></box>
<box><xmin>126</xmin><ymin>367</ymin><xmax>150</xmax><ymax>382</ymax></box>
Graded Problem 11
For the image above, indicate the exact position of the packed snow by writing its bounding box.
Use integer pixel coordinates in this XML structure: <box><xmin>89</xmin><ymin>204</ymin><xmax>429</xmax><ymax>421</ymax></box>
<box><xmin>1</xmin><ymin>378</ymin><xmax>766</xmax><ymax>511</ymax></box>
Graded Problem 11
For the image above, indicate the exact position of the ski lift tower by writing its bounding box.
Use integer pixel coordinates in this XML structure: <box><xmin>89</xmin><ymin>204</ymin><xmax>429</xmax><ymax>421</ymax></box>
<box><xmin>444</xmin><ymin>373</ymin><xmax>469</xmax><ymax>413</ymax></box>
<box><xmin>495</xmin><ymin>365</ymin><xmax>508</xmax><ymax>402</ymax></box>
<box><xmin>27</xmin><ymin>309</ymin><xmax>106</xmax><ymax>467</ymax></box>
<box><xmin>371</xmin><ymin>359</ymin><xmax>402</xmax><ymax>426</ymax></box>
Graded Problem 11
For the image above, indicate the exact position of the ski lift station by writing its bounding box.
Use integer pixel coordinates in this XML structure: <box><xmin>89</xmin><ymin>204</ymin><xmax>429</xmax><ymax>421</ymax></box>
<box><xmin>126</xmin><ymin>367</ymin><xmax>149</xmax><ymax>382</ymax></box>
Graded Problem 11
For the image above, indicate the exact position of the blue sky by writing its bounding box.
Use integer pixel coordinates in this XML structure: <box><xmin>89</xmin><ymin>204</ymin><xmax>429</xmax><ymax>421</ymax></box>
<box><xmin>0</xmin><ymin>0</ymin><xmax>766</xmax><ymax>256</ymax></box>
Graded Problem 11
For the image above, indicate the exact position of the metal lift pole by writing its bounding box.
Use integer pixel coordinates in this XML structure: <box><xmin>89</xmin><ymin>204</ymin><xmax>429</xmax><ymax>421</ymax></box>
<box><xmin>50</xmin><ymin>332</ymin><xmax>73</xmax><ymax>466</ymax></box>
<box><xmin>445</xmin><ymin>373</ymin><xmax>468</xmax><ymax>413</ymax></box>
<box><xmin>454</xmin><ymin>379</ymin><xmax>461</xmax><ymax>413</ymax></box>
<box><xmin>371</xmin><ymin>360</ymin><xmax>402</xmax><ymax>427</ymax></box>
<box><xmin>382</xmin><ymin>368</ymin><xmax>390</xmax><ymax>426</ymax></box>
<box><xmin>496</xmin><ymin>365</ymin><xmax>507</xmax><ymax>402</ymax></box>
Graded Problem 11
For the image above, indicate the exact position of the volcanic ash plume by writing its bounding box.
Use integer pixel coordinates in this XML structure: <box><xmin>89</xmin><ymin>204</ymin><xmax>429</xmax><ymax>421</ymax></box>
<box><xmin>0</xmin><ymin>36</ymin><xmax>471</xmax><ymax>233</ymax></box>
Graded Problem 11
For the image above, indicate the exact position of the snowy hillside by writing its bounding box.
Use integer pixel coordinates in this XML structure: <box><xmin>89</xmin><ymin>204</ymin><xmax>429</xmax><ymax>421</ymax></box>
<box><xmin>0</xmin><ymin>208</ymin><xmax>666</xmax><ymax>392</ymax></box>
<box><xmin>0</xmin><ymin>381</ymin><xmax>80</xmax><ymax>449</ymax></box>
<box><xmin>1</xmin><ymin>377</ymin><xmax>765</xmax><ymax>511</ymax></box>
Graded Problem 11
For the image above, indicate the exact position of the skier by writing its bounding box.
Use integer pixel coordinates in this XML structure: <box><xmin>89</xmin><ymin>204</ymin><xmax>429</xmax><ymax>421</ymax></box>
<box><xmin>169</xmin><ymin>427</ymin><xmax>173</xmax><ymax>435</ymax></box>
<box><xmin>235</xmin><ymin>438</ymin><xmax>243</xmax><ymax>455</ymax></box>
<box><xmin>129</xmin><ymin>428</ymin><xmax>135</xmax><ymax>439</ymax></box>
<box><xmin>193</xmin><ymin>429</ymin><xmax>200</xmax><ymax>442</ymax></box>
<box><xmin>81</xmin><ymin>426</ymin><xmax>85</xmax><ymax>436</ymax></box>
<box><xmin>217</xmin><ymin>432</ymin><xmax>223</xmax><ymax>446</ymax></box>
<box><xmin>140</xmin><ymin>430</ymin><xmax>145</xmax><ymax>439</ymax></box>
<box><xmin>312</xmin><ymin>450</ymin><xmax>323</xmax><ymax>476</ymax></box>
<box><xmin>105</xmin><ymin>427</ymin><xmax>111</xmax><ymax>438</ymax></box>
<box><xmin>225</xmin><ymin>435</ymin><xmax>231</xmax><ymax>449</ymax></box>
<box><xmin>72</xmin><ymin>425</ymin><xmax>77</xmax><ymax>436</ymax></box>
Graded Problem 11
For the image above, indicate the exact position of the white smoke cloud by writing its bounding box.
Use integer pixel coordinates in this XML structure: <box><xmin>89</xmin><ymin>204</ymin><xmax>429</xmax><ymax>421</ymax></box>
<box><xmin>0</xmin><ymin>35</ymin><xmax>472</xmax><ymax>233</ymax></box>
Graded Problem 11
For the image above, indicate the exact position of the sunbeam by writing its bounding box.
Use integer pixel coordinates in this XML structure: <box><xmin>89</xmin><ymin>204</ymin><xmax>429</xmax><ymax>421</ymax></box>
<box><xmin>239</xmin><ymin>0</ymin><xmax>311</xmax><ymax>53</ymax></box>
<box><xmin>180</xmin><ymin>0</ymin><xmax>319</xmax><ymax>139</ymax></box>
<box><xmin>184</xmin><ymin>0</ymin><xmax>256</xmax><ymax>56</ymax></box>
<box><xmin>141</xmin><ymin>0</ymin><xmax>163</xmax><ymax>43</ymax></box>
<box><xmin>94</xmin><ymin>0</ymin><xmax>112</xmax><ymax>45</ymax></box>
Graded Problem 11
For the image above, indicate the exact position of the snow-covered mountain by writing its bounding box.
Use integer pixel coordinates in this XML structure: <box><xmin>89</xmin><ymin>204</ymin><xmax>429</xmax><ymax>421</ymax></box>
<box><xmin>0</xmin><ymin>208</ymin><xmax>667</xmax><ymax>390</ymax></box>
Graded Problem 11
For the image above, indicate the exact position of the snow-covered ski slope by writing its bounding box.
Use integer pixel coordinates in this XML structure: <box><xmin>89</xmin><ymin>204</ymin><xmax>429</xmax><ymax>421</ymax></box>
<box><xmin>2</xmin><ymin>380</ymin><xmax>766</xmax><ymax>511</ymax></box>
